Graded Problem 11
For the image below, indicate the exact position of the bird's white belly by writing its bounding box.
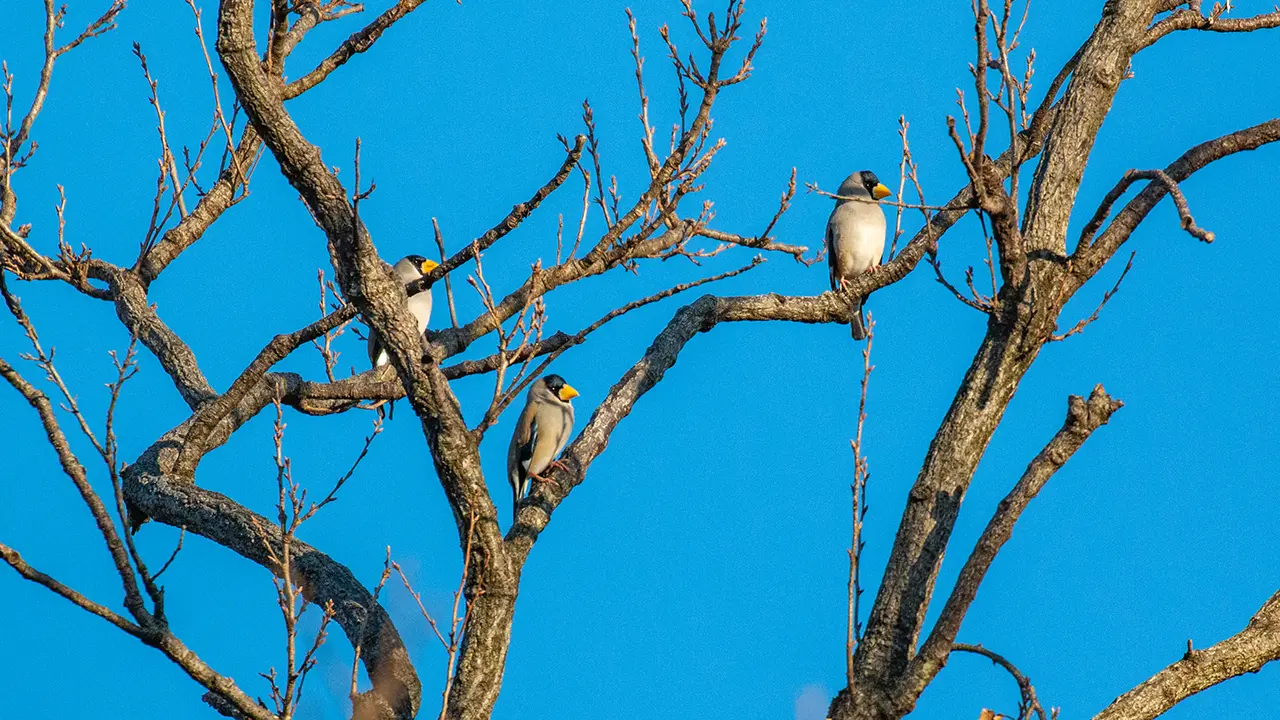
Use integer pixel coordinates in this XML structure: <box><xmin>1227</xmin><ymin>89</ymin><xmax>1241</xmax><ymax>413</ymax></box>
<box><xmin>833</xmin><ymin>217</ymin><xmax>885</xmax><ymax>275</ymax></box>
<box><xmin>408</xmin><ymin>292</ymin><xmax>433</xmax><ymax>333</ymax></box>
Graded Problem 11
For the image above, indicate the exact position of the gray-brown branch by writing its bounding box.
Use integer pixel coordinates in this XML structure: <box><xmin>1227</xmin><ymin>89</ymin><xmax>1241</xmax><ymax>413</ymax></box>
<box><xmin>1091</xmin><ymin>590</ymin><xmax>1280</xmax><ymax>720</ymax></box>
<box><xmin>903</xmin><ymin>387</ymin><xmax>1123</xmax><ymax>700</ymax></box>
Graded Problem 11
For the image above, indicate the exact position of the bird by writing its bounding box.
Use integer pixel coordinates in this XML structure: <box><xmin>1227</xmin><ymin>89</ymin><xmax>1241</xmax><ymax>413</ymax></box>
<box><xmin>507</xmin><ymin>374</ymin><xmax>579</xmax><ymax>514</ymax></box>
<box><xmin>367</xmin><ymin>254</ymin><xmax>440</xmax><ymax>369</ymax></box>
<box><xmin>826</xmin><ymin>169</ymin><xmax>891</xmax><ymax>340</ymax></box>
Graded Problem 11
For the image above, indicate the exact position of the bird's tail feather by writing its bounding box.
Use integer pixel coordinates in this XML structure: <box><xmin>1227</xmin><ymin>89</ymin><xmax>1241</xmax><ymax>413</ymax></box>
<box><xmin>512</xmin><ymin>477</ymin><xmax>529</xmax><ymax>516</ymax></box>
<box><xmin>850</xmin><ymin>299</ymin><xmax>867</xmax><ymax>341</ymax></box>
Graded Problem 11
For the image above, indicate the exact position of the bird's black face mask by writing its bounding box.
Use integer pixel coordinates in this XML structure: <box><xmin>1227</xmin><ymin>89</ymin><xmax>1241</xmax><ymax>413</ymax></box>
<box><xmin>860</xmin><ymin>172</ymin><xmax>882</xmax><ymax>196</ymax></box>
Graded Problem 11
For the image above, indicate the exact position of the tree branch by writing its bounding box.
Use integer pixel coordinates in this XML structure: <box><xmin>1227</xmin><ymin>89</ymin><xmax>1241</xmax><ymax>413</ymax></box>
<box><xmin>1092</xmin><ymin>590</ymin><xmax>1280</xmax><ymax>720</ymax></box>
<box><xmin>0</xmin><ymin>541</ymin><xmax>143</xmax><ymax>639</ymax></box>
<box><xmin>904</xmin><ymin>387</ymin><xmax>1123</xmax><ymax>702</ymax></box>
<box><xmin>1144</xmin><ymin>6</ymin><xmax>1280</xmax><ymax>47</ymax></box>
<box><xmin>1076</xmin><ymin>168</ymin><xmax>1214</xmax><ymax>255</ymax></box>
<box><xmin>1075</xmin><ymin>118</ymin><xmax>1280</xmax><ymax>282</ymax></box>
<box><xmin>283</xmin><ymin>0</ymin><xmax>432</xmax><ymax>99</ymax></box>
<box><xmin>123</xmin><ymin>412</ymin><xmax>422</xmax><ymax>720</ymax></box>
<box><xmin>412</xmin><ymin>135</ymin><xmax>586</xmax><ymax>294</ymax></box>
<box><xmin>952</xmin><ymin>643</ymin><xmax>1048</xmax><ymax>720</ymax></box>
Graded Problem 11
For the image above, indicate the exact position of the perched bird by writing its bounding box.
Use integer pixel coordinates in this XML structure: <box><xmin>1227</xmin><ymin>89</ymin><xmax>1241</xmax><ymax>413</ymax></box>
<box><xmin>507</xmin><ymin>374</ymin><xmax>579</xmax><ymax>513</ymax></box>
<box><xmin>367</xmin><ymin>254</ymin><xmax>440</xmax><ymax>368</ymax></box>
<box><xmin>826</xmin><ymin>170</ymin><xmax>891</xmax><ymax>340</ymax></box>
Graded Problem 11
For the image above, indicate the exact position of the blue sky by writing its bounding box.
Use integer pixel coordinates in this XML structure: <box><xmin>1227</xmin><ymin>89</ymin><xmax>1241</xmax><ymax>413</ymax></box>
<box><xmin>2</xmin><ymin>2</ymin><xmax>1278</xmax><ymax>719</ymax></box>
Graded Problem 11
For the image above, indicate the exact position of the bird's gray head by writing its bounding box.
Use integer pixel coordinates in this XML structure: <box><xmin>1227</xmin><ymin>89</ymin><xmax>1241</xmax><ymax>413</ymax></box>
<box><xmin>392</xmin><ymin>254</ymin><xmax>440</xmax><ymax>282</ymax></box>
<box><xmin>532</xmin><ymin>373</ymin><xmax>579</xmax><ymax>405</ymax></box>
<box><xmin>836</xmin><ymin>170</ymin><xmax>892</xmax><ymax>202</ymax></box>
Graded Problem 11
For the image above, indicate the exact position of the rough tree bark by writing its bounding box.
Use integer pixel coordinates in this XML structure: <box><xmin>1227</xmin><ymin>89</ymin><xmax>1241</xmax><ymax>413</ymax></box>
<box><xmin>3</xmin><ymin>2</ymin><xmax>1279</xmax><ymax>720</ymax></box>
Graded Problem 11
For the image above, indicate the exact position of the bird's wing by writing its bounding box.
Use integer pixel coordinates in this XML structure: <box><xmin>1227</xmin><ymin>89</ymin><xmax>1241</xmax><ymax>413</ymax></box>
<box><xmin>508</xmin><ymin>402</ymin><xmax>538</xmax><ymax>480</ymax></box>
<box><xmin>825</xmin><ymin>215</ymin><xmax>840</xmax><ymax>290</ymax></box>
<box><xmin>521</xmin><ymin>416</ymin><xmax>539</xmax><ymax>473</ymax></box>
<box><xmin>507</xmin><ymin>401</ymin><xmax>539</xmax><ymax>508</ymax></box>
<box><xmin>367</xmin><ymin>327</ymin><xmax>385</xmax><ymax>367</ymax></box>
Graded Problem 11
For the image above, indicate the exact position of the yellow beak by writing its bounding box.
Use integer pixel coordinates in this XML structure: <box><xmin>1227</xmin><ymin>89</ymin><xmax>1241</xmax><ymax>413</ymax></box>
<box><xmin>420</xmin><ymin>259</ymin><xmax>440</xmax><ymax>274</ymax></box>
<box><xmin>872</xmin><ymin>183</ymin><xmax>892</xmax><ymax>200</ymax></box>
<box><xmin>559</xmin><ymin>384</ymin><xmax>579</xmax><ymax>401</ymax></box>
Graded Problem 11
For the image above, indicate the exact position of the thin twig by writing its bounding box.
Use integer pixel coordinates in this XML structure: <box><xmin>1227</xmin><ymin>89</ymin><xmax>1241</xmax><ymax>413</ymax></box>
<box><xmin>953</xmin><ymin>642</ymin><xmax>1048</xmax><ymax>720</ymax></box>
<box><xmin>1051</xmin><ymin>252</ymin><xmax>1135</xmax><ymax>341</ymax></box>
<box><xmin>433</xmin><ymin>218</ymin><xmax>458</xmax><ymax>328</ymax></box>
<box><xmin>847</xmin><ymin>314</ymin><xmax>874</xmax><ymax>688</ymax></box>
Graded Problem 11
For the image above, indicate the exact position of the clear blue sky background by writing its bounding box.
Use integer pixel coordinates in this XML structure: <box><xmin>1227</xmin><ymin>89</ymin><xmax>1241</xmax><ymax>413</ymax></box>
<box><xmin>2</xmin><ymin>2</ymin><xmax>1278</xmax><ymax>719</ymax></box>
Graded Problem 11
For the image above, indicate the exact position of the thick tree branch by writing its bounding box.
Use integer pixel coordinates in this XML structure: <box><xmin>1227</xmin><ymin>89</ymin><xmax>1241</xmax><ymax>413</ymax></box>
<box><xmin>123</xmin><ymin>403</ymin><xmax>422</xmax><ymax>720</ymax></box>
<box><xmin>903</xmin><ymin>387</ymin><xmax>1123</xmax><ymax>701</ymax></box>
<box><xmin>1144</xmin><ymin>6</ymin><xmax>1280</xmax><ymax>47</ymax></box>
<box><xmin>1092</xmin><ymin>590</ymin><xmax>1280</xmax><ymax>720</ymax></box>
<box><xmin>843</xmin><ymin>10</ymin><xmax>1278</xmax><ymax>711</ymax></box>
<box><xmin>174</xmin><ymin>302</ymin><xmax>357</xmax><ymax>476</ymax></box>
<box><xmin>103</xmin><ymin>265</ymin><xmax>217</xmax><ymax>408</ymax></box>
<box><xmin>217</xmin><ymin>3</ymin><xmax>488</xmax><ymax>715</ymax></box>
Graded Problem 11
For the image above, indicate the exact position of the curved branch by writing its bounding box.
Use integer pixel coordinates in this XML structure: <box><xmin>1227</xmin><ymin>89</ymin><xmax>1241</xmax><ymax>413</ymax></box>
<box><xmin>506</xmin><ymin>281</ymin><xmax>909</xmax><ymax>555</ymax></box>
<box><xmin>1076</xmin><ymin>169</ymin><xmax>1214</xmax><ymax>255</ymax></box>
<box><xmin>174</xmin><ymin>302</ymin><xmax>358</xmax><ymax>476</ymax></box>
<box><xmin>1076</xmin><ymin>118</ymin><xmax>1280</xmax><ymax>282</ymax></box>
<box><xmin>952</xmin><ymin>643</ymin><xmax>1047</xmax><ymax>720</ymax></box>
<box><xmin>123</xmin><ymin>395</ymin><xmax>422</xmax><ymax>720</ymax></box>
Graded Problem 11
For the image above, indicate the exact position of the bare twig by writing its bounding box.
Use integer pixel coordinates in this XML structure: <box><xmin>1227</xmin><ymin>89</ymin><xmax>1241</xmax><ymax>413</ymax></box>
<box><xmin>351</xmin><ymin>547</ymin><xmax>395</xmax><ymax>703</ymax></box>
<box><xmin>1052</xmin><ymin>252</ymin><xmax>1134</xmax><ymax>341</ymax></box>
<box><xmin>846</xmin><ymin>314</ymin><xmax>874</xmax><ymax>688</ymax></box>
<box><xmin>391</xmin><ymin>511</ymin><xmax>480</xmax><ymax>719</ymax></box>
<box><xmin>953</xmin><ymin>642</ymin><xmax>1048</xmax><ymax>720</ymax></box>
<box><xmin>309</xmin><ymin>269</ymin><xmax>348</xmax><ymax>382</ymax></box>
<box><xmin>806</xmin><ymin>183</ymin><xmax>948</xmax><ymax>212</ymax></box>
<box><xmin>432</xmin><ymin>218</ymin><xmax>458</xmax><ymax>328</ymax></box>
